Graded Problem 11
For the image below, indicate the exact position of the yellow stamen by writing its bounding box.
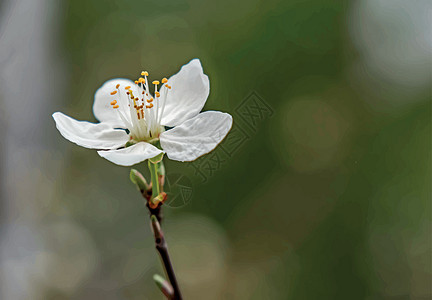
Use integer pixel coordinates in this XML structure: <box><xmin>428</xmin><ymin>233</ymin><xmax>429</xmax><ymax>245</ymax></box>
<box><xmin>147</xmin><ymin>98</ymin><xmax>153</xmax><ymax>103</ymax></box>
<box><xmin>155</xmin><ymin>91</ymin><xmax>160</xmax><ymax>97</ymax></box>
<box><xmin>125</xmin><ymin>86</ymin><xmax>131</xmax><ymax>90</ymax></box>
<box><xmin>152</xmin><ymin>80</ymin><xmax>160</xmax><ymax>85</ymax></box>
<box><xmin>141</xmin><ymin>71</ymin><xmax>149</xmax><ymax>76</ymax></box>
<box><xmin>113</xmin><ymin>105</ymin><xmax>119</xmax><ymax>109</ymax></box>
<box><xmin>138</xmin><ymin>77</ymin><xmax>145</xmax><ymax>83</ymax></box>
<box><xmin>161</xmin><ymin>78</ymin><xmax>168</xmax><ymax>83</ymax></box>
<box><xmin>146</xmin><ymin>103</ymin><xmax>154</xmax><ymax>109</ymax></box>
<box><xmin>116</xmin><ymin>84</ymin><xmax>120</xmax><ymax>89</ymax></box>
<box><xmin>110</xmin><ymin>91</ymin><xmax>117</xmax><ymax>95</ymax></box>
<box><xmin>166</xmin><ymin>85</ymin><xmax>172</xmax><ymax>89</ymax></box>
<box><xmin>134</xmin><ymin>80</ymin><xmax>138</xmax><ymax>84</ymax></box>
<box><xmin>110</xmin><ymin>100</ymin><xmax>117</xmax><ymax>105</ymax></box>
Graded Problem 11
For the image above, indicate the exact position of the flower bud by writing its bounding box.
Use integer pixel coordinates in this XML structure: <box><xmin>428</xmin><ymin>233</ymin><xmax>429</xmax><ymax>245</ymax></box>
<box><xmin>130</xmin><ymin>169</ymin><xmax>149</xmax><ymax>192</ymax></box>
<box><xmin>153</xmin><ymin>274</ymin><xmax>174</xmax><ymax>298</ymax></box>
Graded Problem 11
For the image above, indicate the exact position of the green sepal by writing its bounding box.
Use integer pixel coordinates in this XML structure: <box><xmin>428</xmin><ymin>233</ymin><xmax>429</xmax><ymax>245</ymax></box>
<box><xmin>149</xmin><ymin>152</ymin><xmax>164</xmax><ymax>164</ymax></box>
<box><xmin>125</xmin><ymin>140</ymin><xmax>137</xmax><ymax>148</ymax></box>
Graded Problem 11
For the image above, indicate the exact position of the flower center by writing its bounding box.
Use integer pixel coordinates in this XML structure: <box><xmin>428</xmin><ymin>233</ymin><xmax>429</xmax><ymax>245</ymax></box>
<box><xmin>109</xmin><ymin>71</ymin><xmax>172</xmax><ymax>143</ymax></box>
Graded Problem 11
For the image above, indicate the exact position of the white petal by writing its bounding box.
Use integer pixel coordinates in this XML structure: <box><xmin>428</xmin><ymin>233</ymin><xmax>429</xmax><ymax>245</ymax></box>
<box><xmin>52</xmin><ymin>112</ymin><xmax>129</xmax><ymax>149</ymax></box>
<box><xmin>159</xmin><ymin>59</ymin><xmax>210</xmax><ymax>127</ymax></box>
<box><xmin>97</xmin><ymin>142</ymin><xmax>164</xmax><ymax>166</ymax></box>
<box><xmin>93</xmin><ymin>78</ymin><xmax>137</xmax><ymax>127</ymax></box>
<box><xmin>160</xmin><ymin>111</ymin><xmax>233</xmax><ymax>162</ymax></box>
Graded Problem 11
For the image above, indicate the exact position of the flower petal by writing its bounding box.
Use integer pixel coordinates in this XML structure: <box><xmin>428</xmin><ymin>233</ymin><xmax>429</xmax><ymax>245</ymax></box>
<box><xmin>160</xmin><ymin>111</ymin><xmax>232</xmax><ymax>162</ymax></box>
<box><xmin>159</xmin><ymin>59</ymin><xmax>210</xmax><ymax>127</ymax></box>
<box><xmin>52</xmin><ymin>112</ymin><xmax>129</xmax><ymax>149</ymax></box>
<box><xmin>93</xmin><ymin>78</ymin><xmax>137</xmax><ymax>127</ymax></box>
<box><xmin>97</xmin><ymin>142</ymin><xmax>164</xmax><ymax>166</ymax></box>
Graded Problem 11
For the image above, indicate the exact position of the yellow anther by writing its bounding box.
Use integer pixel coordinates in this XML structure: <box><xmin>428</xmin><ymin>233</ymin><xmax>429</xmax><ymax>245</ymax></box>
<box><xmin>146</xmin><ymin>103</ymin><xmax>154</xmax><ymax>109</ymax></box>
<box><xmin>134</xmin><ymin>80</ymin><xmax>138</xmax><ymax>84</ymax></box>
<box><xmin>138</xmin><ymin>77</ymin><xmax>145</xmax><ymax>83</ymax></box>
<box><xmin>166</xmin><ymin>85</ymin><xmax>172</xmax><ymax>89</ymax></box>
<box><xmin>141</xmin><ymin>71</ymin><xmax>149</xmax><ymax>76</ymax></box>
<box><xmin>110</xmin><ymin>90</ymin><xmax>117</xmax><ymax>95</ymax></box>
<box><xmin>152</xmin><ymin>80</ymin><xmax>160</xmax><ymax>85</ymax></box>
<box><xmin>110</xmin><ymin>100</ymin><xmax>117</xmax><ymax>105</ymax></box>
<box><xmin>142</xmin><ymin>91</ymin><xmax>145</xmax><ymax>94</ymax></box>
<box><xmin>116</xmin><ymin>84</ymin><xmax>120</xmax><ymax>89</ymax></box>
<box><xmin>125</xmin><ymin>86</ymin><xmax>131</xmax><ymax>90</ymax></box>
<box><xmin>113</xmin><ymin>105</ymin><xmax>119</xmax><ymax>109</ymax></box>
<box><xmin>155</xmin><ymin>91</ymin><xmax>160</xmax><ymax>97</ymax></box>
<box><xmin>147</xmin><ymin>98</ymin><xmax>153</xmax><ymax>103</ymax></box>
<box><xmin>161</xmin><ymin>78</ymin><xmax>168</xmax><ymax>83</ymax></box>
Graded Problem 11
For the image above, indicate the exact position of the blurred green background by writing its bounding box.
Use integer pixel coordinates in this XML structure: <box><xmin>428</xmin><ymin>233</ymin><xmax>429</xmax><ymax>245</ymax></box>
<box><xmin>0</xmin><ymin>0</ymin><xmax>430</xmax><ymax>299</ymax></box>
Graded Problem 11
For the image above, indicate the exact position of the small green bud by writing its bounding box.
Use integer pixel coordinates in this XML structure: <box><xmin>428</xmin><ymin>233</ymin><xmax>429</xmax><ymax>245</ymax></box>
<box><xmin>130</xmin><ymin>169</ymin><xmax>148</xmax><ymax>192</ymax></box>
<box><xmin>153</xmin><ymin>274</ymin><xmax>174</xmax><ymax>299</ymax></box>
<box><xmin>151</xmin><ymin>215</ymin><xmax>163</xmax><ymax>240</ymax></box>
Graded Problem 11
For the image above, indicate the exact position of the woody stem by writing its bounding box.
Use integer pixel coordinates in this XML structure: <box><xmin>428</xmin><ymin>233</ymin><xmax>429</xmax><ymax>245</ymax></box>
<box><xmin>150</xmin><ymin>215</ymin><xmax>183</xmax><ymax>300</ymax></box>
<box><xmin>146</xmin><ymin>161</ymin><xmax>182</xmax><ymax>299</ymax></box>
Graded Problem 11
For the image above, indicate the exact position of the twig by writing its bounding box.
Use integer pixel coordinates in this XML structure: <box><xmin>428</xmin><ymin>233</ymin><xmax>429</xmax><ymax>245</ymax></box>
<box><xmin>131</xmin><ymin>168</ymin><xmax>182</xmax><ymax>299</ymax></box>
<box><xmin>151</xmin><ymin>215</ymin><xmax>183</xmax><ymax>300</ymax></box>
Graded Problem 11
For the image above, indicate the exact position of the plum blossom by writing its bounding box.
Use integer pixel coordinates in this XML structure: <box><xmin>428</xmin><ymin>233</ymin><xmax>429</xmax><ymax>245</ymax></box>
<box><xmin>53</xmin><ymin>59</ymin><xmax>232</xmax><ymax>166</ymax></box>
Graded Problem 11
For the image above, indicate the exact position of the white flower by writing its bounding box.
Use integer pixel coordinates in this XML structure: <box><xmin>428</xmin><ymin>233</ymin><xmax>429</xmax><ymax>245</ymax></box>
<box><xmin>53</xmin><ymin>59</ymin><xmax>233</xmax><ymax>166</ymax></box>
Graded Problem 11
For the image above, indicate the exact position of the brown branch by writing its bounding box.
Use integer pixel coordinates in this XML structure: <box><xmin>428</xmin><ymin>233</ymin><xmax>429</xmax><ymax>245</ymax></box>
<box><xmin>131</xmin><ymin>168</ymin><xmax>182</xmax><ymax>299</ymax></box>
<box><xmin>151</xmin><ymin>215</ymin><xmax>183</xmax><ymax>300</ymax></box>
